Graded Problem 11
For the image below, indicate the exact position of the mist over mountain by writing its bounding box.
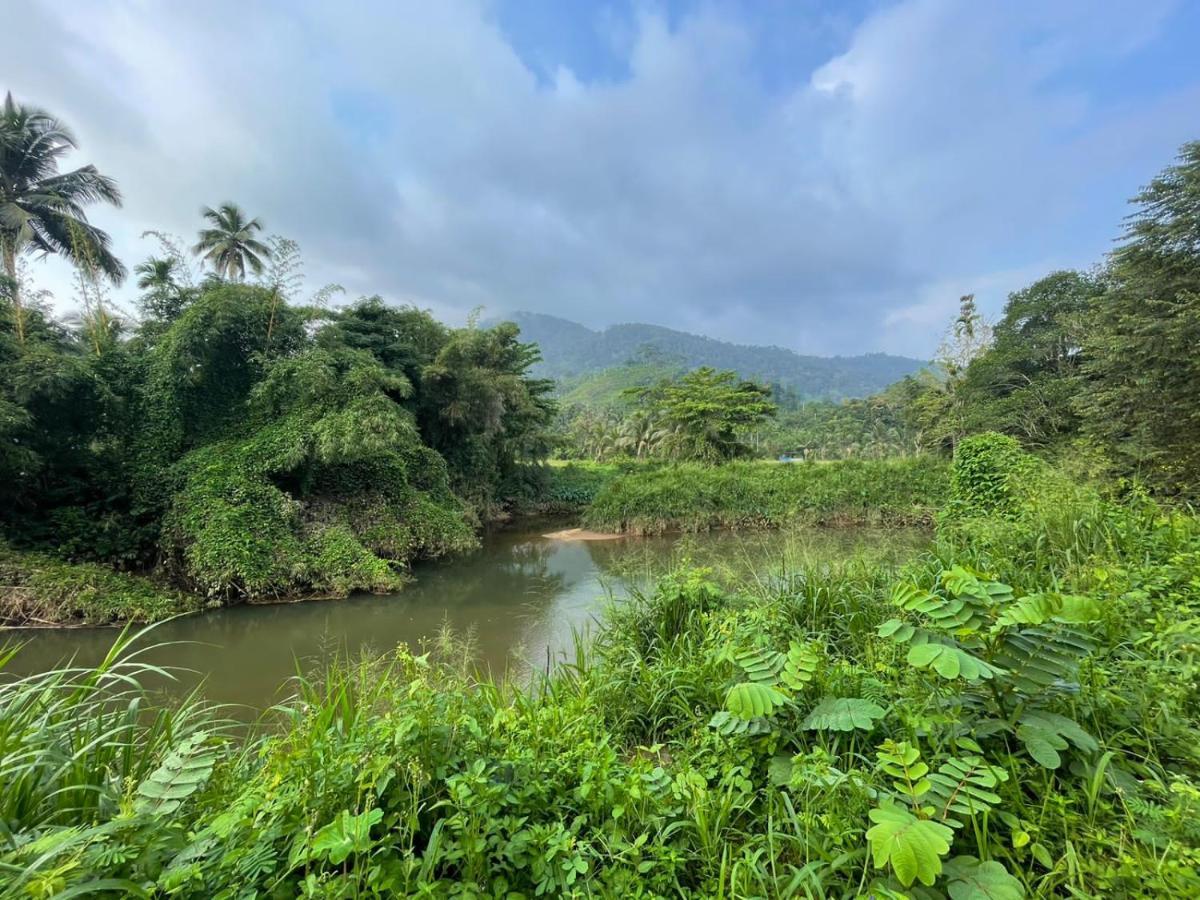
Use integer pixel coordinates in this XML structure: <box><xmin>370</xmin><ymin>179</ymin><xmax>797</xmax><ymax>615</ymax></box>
<box><xmin>505</xmin><ymin>312</ymin><xmax>927</xmax><ymax>402</ymax></box>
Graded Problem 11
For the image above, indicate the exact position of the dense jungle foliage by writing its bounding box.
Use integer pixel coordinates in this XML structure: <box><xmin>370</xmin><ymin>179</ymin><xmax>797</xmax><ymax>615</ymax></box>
<box><xmin>3</xmin><ymin>436</ymin><xmax>1200</xmax><ymax>897</ymax></box>
<box><xmin>0</xmin><ymin>279</ymin><xmax>554</xmax><ymax>616</ymax></box>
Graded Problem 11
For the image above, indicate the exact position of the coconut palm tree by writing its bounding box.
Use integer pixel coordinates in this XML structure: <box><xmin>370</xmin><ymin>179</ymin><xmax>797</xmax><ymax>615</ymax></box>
<box><xmin>192</xmin><ymin>202</ymin><xmax>270</xmax><ymax>281</ymax></box>
<box><xmin>134</xmin><ymin>256</ymin><xmax>179</xmax><ymax>292</ymax></box>
<box><xmin>0</xmin><ymin>92</ymin><xmax>124</xmax><ymax>341</ymax></box>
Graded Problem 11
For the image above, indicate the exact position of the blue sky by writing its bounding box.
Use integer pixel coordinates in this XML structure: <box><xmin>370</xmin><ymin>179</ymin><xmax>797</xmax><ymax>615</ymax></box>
<box><xmin>3</xmin><ymin>0</ymin><xmax>1198</xmax><ymax>356</ymax></box>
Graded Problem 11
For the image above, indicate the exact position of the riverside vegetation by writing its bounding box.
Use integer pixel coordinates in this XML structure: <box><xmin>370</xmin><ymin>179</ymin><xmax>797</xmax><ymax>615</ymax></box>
<box><xmin>2</xmin><ymin>435</ymin><xmax>1200</xmax><ymax>897</ymax></box>
<box><xmin>3</xmin><ymin>94</ymin><xmax>1200</xmax><ymax>895</ymax></box>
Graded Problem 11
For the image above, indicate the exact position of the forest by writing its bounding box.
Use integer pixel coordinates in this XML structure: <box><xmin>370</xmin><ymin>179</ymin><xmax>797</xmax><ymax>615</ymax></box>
<box><xmin>2</xmin><ymin>89</ymin><xmax>1200</xmax><ymax>897</ymax></box>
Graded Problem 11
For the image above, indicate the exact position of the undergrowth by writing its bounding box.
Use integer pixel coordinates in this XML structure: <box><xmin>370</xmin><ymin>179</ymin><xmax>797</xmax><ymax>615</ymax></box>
<box><xmin>2</xmin><ymin>438</ymin><xmax>1198</xmax><ymax>896</ymax></box>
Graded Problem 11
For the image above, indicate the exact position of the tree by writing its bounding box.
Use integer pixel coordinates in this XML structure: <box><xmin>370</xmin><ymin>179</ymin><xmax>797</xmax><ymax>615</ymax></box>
<box><xmin>134</xmin><ymin>255</ymin><xmax>193</xmax><ymax>322</ymax></box>
<box><xmin>0</xmin><ymin>92</ymin><xmax>124</xmax><ymax>342</ymax></box>
<box><xmin>905</xmin><ymin>295</ymin><xmax>994</xmax><ymax>453</ymax></box>
<box><xmin>1081</xmin><ymin>141</ymin><xmax>1200</xmax><ymax>487</ymax></box>
<box><xmin>959</xmin><ymin>270</ymin><xmax>1103</xmax><ymax>446</ymax></box>
<box><xmin>636</xmin><ymin>367</ymin><xmax>776</xmax><ymax>462</ymax></box>
<box><xmin>192</xmin><ymin>202</ymin><xmax>270</xmax><ymax>281</ymax></box>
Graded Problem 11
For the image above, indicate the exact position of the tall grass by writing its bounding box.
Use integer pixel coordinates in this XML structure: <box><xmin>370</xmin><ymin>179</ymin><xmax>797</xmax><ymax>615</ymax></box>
<box><xmin>584</xmin><ymin>456</ymin><xmax>948</xmax><ymax>534</ymax></box>
<box><xmin>0</xmin><ymin>625</ymin><xmax>214</xmax><ymax>829</ymax></box>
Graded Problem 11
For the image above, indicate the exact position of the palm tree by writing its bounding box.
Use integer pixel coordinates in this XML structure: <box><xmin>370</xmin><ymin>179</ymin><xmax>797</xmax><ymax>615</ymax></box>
<box><xmin>192</xmin><ymin>203</ymin><xmax>270</xmax><ymax>280</ymax></box>
<box><xmin>0</xmin><ymin>92</ymin><xmax>124</xmax><ymax>342</ymax></box>
<box><xmin>134</xmin><ymin>256</ymin><xmax>179</xmax><ymax>292</ymax></box>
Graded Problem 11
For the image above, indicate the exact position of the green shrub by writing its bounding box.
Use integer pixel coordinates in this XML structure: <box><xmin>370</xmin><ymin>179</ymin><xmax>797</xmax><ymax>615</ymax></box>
<box><xmin>949</xmin><ymin>432</ymin><xmax>1039</xmax><ymax>518</ymax></box>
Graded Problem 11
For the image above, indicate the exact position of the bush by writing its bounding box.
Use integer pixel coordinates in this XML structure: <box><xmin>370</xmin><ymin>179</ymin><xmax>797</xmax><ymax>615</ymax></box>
<box><xmin>7</xmin><ymin>483</ymin><xmax>1200</xmax><ymax>896</ymax></box>
<box><xmin>948</xmin><ymin>432</ymin><xmax>1039</xmax><ymax>518</ymax></box>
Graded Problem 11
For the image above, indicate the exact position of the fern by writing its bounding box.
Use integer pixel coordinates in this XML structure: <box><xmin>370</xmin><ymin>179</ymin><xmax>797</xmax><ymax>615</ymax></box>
<box><xmin>135</xmin><ymin>731</ymin><xmax>217</xmax><ymax>816</ymax></box>
<box><xmin>804</xmin><ymin>697</ymin><xmax>885</xmax><ymax>732</ymax></box>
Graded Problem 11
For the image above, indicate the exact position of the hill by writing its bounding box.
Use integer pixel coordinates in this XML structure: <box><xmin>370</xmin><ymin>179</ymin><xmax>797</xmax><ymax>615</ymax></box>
<box><xmin>504</xmin><ymin>312</ymin><xmax>926</xmax><ymax>403</ymax></box>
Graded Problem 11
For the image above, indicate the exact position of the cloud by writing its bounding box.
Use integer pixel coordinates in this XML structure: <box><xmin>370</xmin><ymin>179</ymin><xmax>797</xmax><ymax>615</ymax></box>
<box><xmin>2</xmin><ymin>0</ymin><xmax>1196</xmax><ymax>356</ymax></box>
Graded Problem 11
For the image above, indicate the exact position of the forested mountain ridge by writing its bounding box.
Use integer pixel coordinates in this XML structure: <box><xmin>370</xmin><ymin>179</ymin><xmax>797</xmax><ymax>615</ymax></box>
<box><xmin>501</xmin><ymin>311</ymin><xmax>926</xmax><ymax>401</ymax></box>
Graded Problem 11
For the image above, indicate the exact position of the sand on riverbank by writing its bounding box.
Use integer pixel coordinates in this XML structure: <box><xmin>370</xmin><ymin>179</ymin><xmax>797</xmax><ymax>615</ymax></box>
<box><xmin>542</xmin><ymin>527</ymin><xmax>625</xmax><ymax>541</ymax></box>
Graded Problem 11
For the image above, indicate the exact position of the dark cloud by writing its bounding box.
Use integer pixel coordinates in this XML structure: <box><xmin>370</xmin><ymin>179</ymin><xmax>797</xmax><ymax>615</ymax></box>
<box><xmin>2</xmin><ymin>0</ymin><xmax>1196</xmax><ymax>355</ymax></box>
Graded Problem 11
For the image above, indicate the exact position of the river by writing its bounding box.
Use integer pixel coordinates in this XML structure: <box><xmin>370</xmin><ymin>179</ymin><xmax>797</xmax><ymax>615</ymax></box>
<box><xmin>1</xmin><ymin>522</ymin><xmax>926</xmax><ymax>712</ymax></box>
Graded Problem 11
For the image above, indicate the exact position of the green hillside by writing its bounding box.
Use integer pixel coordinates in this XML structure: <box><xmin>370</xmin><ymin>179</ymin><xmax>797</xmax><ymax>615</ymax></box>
<box><xmin>504</xmin><ymin>311</ymin><xmax>926</xmax><ymax>402</ymax></box>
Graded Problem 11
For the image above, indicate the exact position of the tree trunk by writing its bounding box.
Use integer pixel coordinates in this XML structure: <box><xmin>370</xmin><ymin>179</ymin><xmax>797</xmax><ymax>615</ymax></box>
<box><xmin>1</xmin><ymin>240</ymin><xmax>24</xmax><ymax>345</ymax></box>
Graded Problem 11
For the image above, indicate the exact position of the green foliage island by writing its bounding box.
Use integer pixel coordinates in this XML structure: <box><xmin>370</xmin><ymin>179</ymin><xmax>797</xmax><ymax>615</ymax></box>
<box><xmin>2</xmin><ymin>92</ymin><xmax>1200</xmax><ymax>896</ymax></box>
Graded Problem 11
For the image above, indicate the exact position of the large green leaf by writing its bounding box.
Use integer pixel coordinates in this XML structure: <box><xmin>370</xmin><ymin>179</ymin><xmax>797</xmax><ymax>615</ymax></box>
<box><xmin>943</xmin><ymin>855</ymin><xmax>1025</xmax><ymax>899</ymax></box>
<box><xmin>803</xmin><ymin>697</ymin><xmax>885</xmax><ymax>732</ymax></box>
<box><xmin>866</xmin><ymin>802</ymin><xmax>954</xmax><ymax>887</ymax></box>
<box><xmin>725</xmin><ymin>681</ymin><xmax>790</xmax><ymax>720</ymax></box>
<box><xmin>906</xmin><ymin>642</ymin><xmax>997</xmax><ymax>681</ymax></box>
<box><xmin>310</xmin><ymin>808</ymin><xmax>383</xmax><ymax>865</ymax></box>
<box><xmin>1017</xmin><ymin>709</ymin><xmax>1098</xmax><ymax>769</ymax></box>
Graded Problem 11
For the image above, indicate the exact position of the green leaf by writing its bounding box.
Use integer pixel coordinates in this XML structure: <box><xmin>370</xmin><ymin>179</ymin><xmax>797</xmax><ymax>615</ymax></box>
<box><xmin>927</xmin><ymin>756</ymin><xmax>1007</xmax><ymax>826</ymax></box>
<box><xmin>993</xmin><ymin>628</ymin><xmax>1093</xmax><ymax>695</ymax></box>
<box><xmin>779</xmin><ymin>640</ymin><xmax>820</xmax><ymax>691</ymax></box>
<box><xmin>708</xmin><ymin>710</ymin><xmax>772</xmax><ymax>736</ymax></box>
<box><xmin>733</xmin><ymin>647</ymin><xmax>784</xmax><ymax>684</ymax></box>
<box><xmin>311</xmin><ymin>808</ymin><xmax>383</xmax><ymax>865</ymax></box>
<box><xmin>866</xmin><ymin>802</ymin><xmax>954</xmax><ymax>887</ymax></box>
<box><xmin>906</xmin><ymin>642</ymin><xmax>997</xmax><ymax>681</ymax></box>
<box><xmin>803</xmin><ymin>697</ymin><xmax>885</xmax><ymax>732</ymax></box>
<box><xmin>878</xmin><ymin>618</ymin><xmax>915</xmax><ymax>642</ymax></box>
<box><xmin>1017</xmin><ymin>709</ymin><xmax>1098</xmax><ymax>768</ymax></box>
<box><xmin>943</xmin><ymin>855</ymin><xmax>1025</xmax><ymax>899</ymax></box>
<box><xmin>1017</xmin><ymin>725</ymin><xmax>1067</xmax><ymax>768</ymax></box>
<box><xmin>135</xmin><ymin>731</ymin><xmax>216</xmax><ymax>815</ymax></box>
<box><xmin>725</xmin><ymin>682</ymin><xmax>790</xmax><ymax>720</ymax></box>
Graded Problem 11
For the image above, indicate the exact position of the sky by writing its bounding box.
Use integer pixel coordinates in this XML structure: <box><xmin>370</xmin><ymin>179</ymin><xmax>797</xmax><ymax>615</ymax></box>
<box><xmin>3</xmin><ymin>0</ymin><xmax>1198</xmax><ymax>358</ymax></box>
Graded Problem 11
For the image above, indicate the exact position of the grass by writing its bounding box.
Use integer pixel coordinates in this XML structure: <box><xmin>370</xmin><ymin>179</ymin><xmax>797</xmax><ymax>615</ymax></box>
<box><xmin>2</xmin><ymin>443</ymin><xmax>1199</xmax><ymax>896</ymax></box>
<box><xmin>584</xmin><ymin>456</ymin><xmax>949</xmax><ymax>534</ymax></box>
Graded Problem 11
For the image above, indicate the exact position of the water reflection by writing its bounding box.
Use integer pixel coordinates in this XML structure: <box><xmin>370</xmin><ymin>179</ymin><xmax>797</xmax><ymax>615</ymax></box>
<box><xmin>2</xmin><ymin>522</ymin><xmax>925</xmax><ymax>712</ymax></box>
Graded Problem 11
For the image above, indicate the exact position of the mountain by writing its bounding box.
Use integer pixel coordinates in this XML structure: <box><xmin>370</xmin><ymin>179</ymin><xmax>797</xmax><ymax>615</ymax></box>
<box><xmin>503</xmin><ymin>312</ymin><xmax>927</xmax><ymax>403</ymax></box>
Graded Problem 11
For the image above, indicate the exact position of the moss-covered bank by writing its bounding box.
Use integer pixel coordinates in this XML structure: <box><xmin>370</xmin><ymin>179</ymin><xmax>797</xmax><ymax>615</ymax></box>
<box><xmin>0</xmin><ymin>544</ymin><xmax>201</xmax><ymax>626</ymax></box>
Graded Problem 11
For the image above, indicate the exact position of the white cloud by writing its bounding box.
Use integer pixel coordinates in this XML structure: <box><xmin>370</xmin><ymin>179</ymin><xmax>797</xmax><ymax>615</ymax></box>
<box><xmin>2</xmin><ymin>0</ymin><xmax>1195</xmax><ymax>355</ymax></box>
